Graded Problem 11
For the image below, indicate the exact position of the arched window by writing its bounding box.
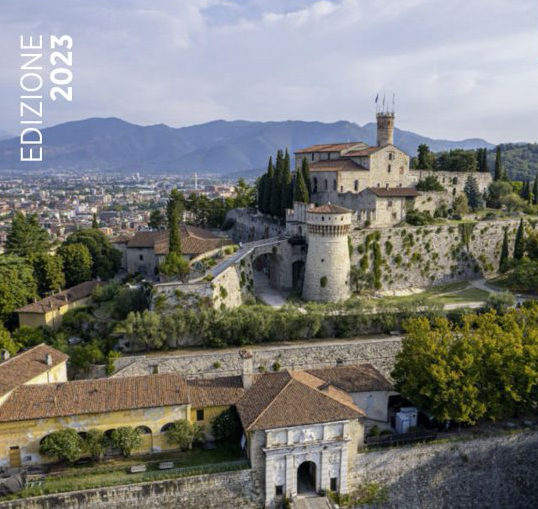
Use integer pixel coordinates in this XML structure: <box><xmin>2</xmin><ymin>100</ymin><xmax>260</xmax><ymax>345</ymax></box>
<box><xmin>324</xmin><ymin>179</ymin><xmax>328</xmax><ymax>191</ymax></box>
<box><xmin>312</xmin><ymin>177</ymin><xmax>318</xmax><ymax>193</ymax></box>
<box><xmin>161</xmin><ymin>423</ymin><xmax>175</xmax><ymax>433</ymax></box>
<box><xmin>333</xmin><ymin>179</ymin><xmax>336</xmax><ymax>191</ymax></box>
<box><xmin>354</xmin><ymin>180</ymin><xmax>359</xmax><ymax>192</ymax></box>
<box><xmin>136</xmin><ymin>426</ymin><xmax>152</xmax><ymax>435</ymax></box>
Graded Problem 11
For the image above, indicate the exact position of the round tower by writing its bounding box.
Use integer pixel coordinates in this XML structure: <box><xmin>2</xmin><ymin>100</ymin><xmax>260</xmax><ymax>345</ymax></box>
<box><xmin>303</xmin><ymin>204</ymin><xmax>352</xmax><ymax>302</ymax></box>
<box><xmin>376</xmin><ymin>112</ymin><xmax>395</xmax><ymax>147</ymax></box>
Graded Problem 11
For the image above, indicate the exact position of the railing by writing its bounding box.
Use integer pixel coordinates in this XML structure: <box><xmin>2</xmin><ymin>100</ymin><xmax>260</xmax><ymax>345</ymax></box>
<box><xmin>365</xmin><ymin>430</ymin><xmax>437</xmax><ymax>447</ymax></box>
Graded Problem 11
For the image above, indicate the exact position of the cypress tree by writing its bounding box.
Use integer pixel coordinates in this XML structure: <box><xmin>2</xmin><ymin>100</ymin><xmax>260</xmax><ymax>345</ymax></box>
<box><xmin>92</xmin><ymin>213</ymin><xmax>98</xmax><ymax>229</ymax></box>
<box><xmin>270</xmin><ymin>151</ymin><xmax>283</xmax><ymax>217</ymax></box>
<box><xmin>513</xmin><ymin>219</ymin><xmax>525</xmax><ymax>260</ymax></box>
<box><xmin>167</xmin><ymin>189</ymin><xmax>184</xmax><ymax>253</ymax></box>
<box><xmin>294</xmin><ymin>169</ymin><xmax>309</xmax><ymax>203</ymax></box>
<box><xmin>257</xmin><ymin>174</ymin><xmax>267</xmax><ymax>213</ymax></box>
<box><xmin>533</xmin><ymin>175</ymin><xmax>538</xmax><ymax>205</ymax></box>
<box><xmin>520</xmin><ymin>181</ymin><xmax>528</xmax><ymax>200</ymax></box>
<box><xmin>280</xmin><ymin>149</ymin><xmax>293</xmax><ymax>218</ymax></box>
<box><xmin>499</xmin><ymin>228</ymin><xmax>509</xmax><ymax>273</ymax></box>
<box><xmin>494</xmin><ymin>146</ymin><xmax>503</xmax><ymax>181</ymax></box>
<box><xmin>301</xmin><ymin>158</ymin><xmax>311</xmax><ymax>195</ymax></box>
<box><xmin>482</xmin><ymin>149</ymin><xmax>488</xmax><ymax>173</ymax></box>
<box><xmin>463</xmin><ymin>175</ymin><xmax>483</xmax><ymax>211</ymax></box>
<box><xmin>263</xmin><ymin>157</ymin><xmax>274</xmax><ymax>215</ymax></box>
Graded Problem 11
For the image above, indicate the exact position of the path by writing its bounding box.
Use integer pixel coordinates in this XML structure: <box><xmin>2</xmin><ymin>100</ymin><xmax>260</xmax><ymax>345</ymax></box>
<box><xmin>294</xmin><ymin>495</ymin><xmax>332</xmax><ymax>509</ymax></box>
<box><xmin>253</xmin><ymin>270</ymin><xmax>288</xmax><ymax>308</ymax></box>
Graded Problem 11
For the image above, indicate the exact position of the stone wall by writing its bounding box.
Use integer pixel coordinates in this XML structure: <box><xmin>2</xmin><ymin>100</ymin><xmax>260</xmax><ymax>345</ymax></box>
<box><xmin>112</xmin><ymin>336</ymin><xmax>402</xmax><ymax>380</ymax></box>
<box><xmin>0</xmin><ymin>470</ymin><xmax>263</xmax><ymax>509</ymax></box>
<box><xmin>349</xmin><ymin>218</ymin><xmax>523</xmax><ymax>290</ymax></box>
<box><xmin>227</xmin><ymin>208</ymin><xmax>284</xmax><ymax>244</ymax></box>
<box><xmin>353</xmin><ymin>430</ymin><xmax>538</xmax><ymax>509</ymax></box>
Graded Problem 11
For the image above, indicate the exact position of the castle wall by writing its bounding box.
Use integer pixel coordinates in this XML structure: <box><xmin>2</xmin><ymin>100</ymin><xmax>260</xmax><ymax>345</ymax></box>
<box><xmin>349</xmin><ymin>218</ymin><xmax>521</xmax><ymax>290</ymax></box>
<box><xmin>409</xmin><ymin>170</ymin><xmax>492</xmax><ymax>195</ymax></box>
<box><xmin>352</xmin><ymin>430</ymin><xmax>538</xmax><ymax>509</ymax></box>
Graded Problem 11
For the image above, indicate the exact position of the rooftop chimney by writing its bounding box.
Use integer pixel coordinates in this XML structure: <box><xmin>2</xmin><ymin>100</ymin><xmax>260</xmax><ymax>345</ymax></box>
<box><xmin>45</xmin><ymin>353</ymin><xmax>53</xmax><ymax>366</ymax></box>
<box><xmin>0</xmin><ymin>349</ymin><xmax>10</xmax><ymax>362</ymax></box>
<box><xmin>239</xmin><ymin>349</ymin><xmax>254</xmax><ymax>389</ymax></box>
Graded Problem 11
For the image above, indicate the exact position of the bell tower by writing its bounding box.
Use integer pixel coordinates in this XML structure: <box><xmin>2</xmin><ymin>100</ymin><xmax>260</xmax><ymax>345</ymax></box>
<box><xmin>376</xmin><ymin>111</ymin><xmax>395</xmax><ymax>147</ymax></box>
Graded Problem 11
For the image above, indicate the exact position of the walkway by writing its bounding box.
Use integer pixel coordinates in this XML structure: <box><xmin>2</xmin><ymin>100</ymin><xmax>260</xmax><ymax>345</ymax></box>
<box><xmin>253</xmin><ymin>270</ymin><xmax>288</xmax><ymax>308</ymax></box>
<box><xmin>294</xmin><ymin>495</ymin><xmax>332</xmax><ymax>509</ymax></box>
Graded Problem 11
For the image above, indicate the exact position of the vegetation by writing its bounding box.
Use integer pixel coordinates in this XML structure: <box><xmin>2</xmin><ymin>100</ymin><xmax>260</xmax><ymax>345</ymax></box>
<box><xmin>159</xmin><ymin>251</ymin><xmax>190</xmax><ymax>278</ymax></box>
<box><xmin>40</xmin><ymin>429</ymin><xmax>84</xmax><ymax>464</ymax></box>
<box><xmin>0</xmin><ymin>255</ymin><xmax>37</xmax><ymax>323</ymax></box>
<box><xmin>165</xmin><ymin>420</ymin><xmax>204</xmax><ymax>451</ymax></box>
<box><xmin>212</xmin><ymin>408</ymin><xmax>242</xmax><ymax>442</ymax></box>
<box><xmin>415</xmin><ymin>175</ymin><xmax>444</xmax><ymax>192</ymax></box>
<box><xmin>110</xmin><ymin>427</ymin><xmax>142</xmax><ymax>457</ymax></box>
<box><xmin>5</xmin><ymin>212</ymin><xmax>49</xmax><ymax>258</ymax></box>
<box><xmin>405</xmin><ymin>209</ymin><xmax>435</xmax><ymax>226</ymax></box>
<box><xmin>58</xmin><ymin>243</ymin><xmax>93</xmax><ymax>287</ymax></box>
<box><xmin>392</xmin><ymin>304</ymin><xmax>538</xmax><ymax>426</ymax></box>
<box><xmin>32</xmin><ymin>253</ymin><xmax>65</xmax><ymax>295</ymax></box>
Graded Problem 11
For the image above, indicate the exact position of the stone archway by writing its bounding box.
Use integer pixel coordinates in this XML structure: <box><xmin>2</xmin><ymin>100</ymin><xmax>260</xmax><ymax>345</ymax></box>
<box><xmin>297</xmin><ymin>461</ymin><xmax>316</xmax><ymax>494</ymax></box>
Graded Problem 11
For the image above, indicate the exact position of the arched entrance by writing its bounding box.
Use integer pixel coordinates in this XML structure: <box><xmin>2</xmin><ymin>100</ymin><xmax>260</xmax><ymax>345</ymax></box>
<box><xmin>292</xmin><ymin>260</ymin><xmax>305</xmax><ymax>292</ymax></box>
<box><xmin>297</xmin><ymin>461</ymin><xmax>316</xmax><ymax>494</ymax></box>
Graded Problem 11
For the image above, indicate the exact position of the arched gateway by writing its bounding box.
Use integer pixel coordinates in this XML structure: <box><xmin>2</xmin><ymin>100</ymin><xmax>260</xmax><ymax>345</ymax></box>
<box><xmin>297</xmin><ymin>461</ymin><xmax>316</xmax><ymax>494</ymax></box>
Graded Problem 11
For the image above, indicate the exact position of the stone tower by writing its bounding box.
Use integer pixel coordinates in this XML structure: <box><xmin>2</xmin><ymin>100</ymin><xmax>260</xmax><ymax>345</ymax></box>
<box><xmin>303</xmin><ymin>204</ymin><xmax>352</xmax><ymax>302</ymax></box>
<box><xmin>376</xmin><ymin>111</ymin><xmax>395</xmax><ymax>146</ymax></box>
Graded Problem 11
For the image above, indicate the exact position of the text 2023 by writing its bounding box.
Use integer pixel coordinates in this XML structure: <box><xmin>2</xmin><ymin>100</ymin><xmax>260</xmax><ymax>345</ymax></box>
<box><xmin>50</xmin><ymin>35</ymin><xmax>73</xmax><ymax>101</ymax></box>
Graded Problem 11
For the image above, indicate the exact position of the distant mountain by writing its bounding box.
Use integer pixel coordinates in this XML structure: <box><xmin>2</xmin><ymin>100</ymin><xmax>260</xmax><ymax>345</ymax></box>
<box><xmin>0</xmin><ymin>129</ymin><xmax>13</xmax><ymax>142</ymax></box>
<box><xmin>0</xmin><ymin>117</ymin><xmax>495</xmax><ymax>175</ymax></box>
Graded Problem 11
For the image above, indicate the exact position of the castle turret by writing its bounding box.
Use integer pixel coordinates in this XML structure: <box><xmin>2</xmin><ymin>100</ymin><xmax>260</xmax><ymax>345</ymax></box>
<box><xmin>303</xmin><ymin>204</ymin><xmax>352</xmax><ymax>302</ymax></box>
<box><xmin>376</xmin><ymin>111</ymin><xmax>395</xmax><ymax>147</ymax></box>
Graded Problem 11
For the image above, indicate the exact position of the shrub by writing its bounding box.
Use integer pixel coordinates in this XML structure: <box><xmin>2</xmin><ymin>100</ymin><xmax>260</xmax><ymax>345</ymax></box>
<box><xmin>165</xmin><ymin>420</ymin><xmax>204</xmax><ymax>450</ymax></box>
<box><xmin>40</xmin><ymin>429</ymin><xmax>84</xmax><ymax>464</ymax></box>
<box><xmin>110</xmin><ymin>427</ymin><xmax>142</xmax><ymax>457</ymax></box>
<box><xmin>272</xmin><ymin>361</ymin><xmax>281</xmax><ymax>371</ymax></box>
<box><xmin>213</xmin><ymin>361</ymin><xmax>221</xmax><ymax>369</ymax></box>
<box><xmin>485</xmin><ymin>291</ymin><xmax>515</xmax><ymax>314</ymax></box>
<box><xmin>367</xmin><ymin>425</ymin><xmax>380</xmax><ymax>437</ymax></box>
<box><xmin>212</xmin><ymin>407</ymin><xmax>242</xmax><ymax>442</ymax></box>
<box><xmin>416</xmin><ymin>175</ymin><xmax>445</xmax><ymax>192</ymax></box>
<box><xmin>82</xmin><ymin>429</ymin><xmax>106</xmax><ymax>461</ymax></box>
<box><xmin>406</xmin><ymin>209</ymin><xmax>435</xmax><ymax>226</ymax></box>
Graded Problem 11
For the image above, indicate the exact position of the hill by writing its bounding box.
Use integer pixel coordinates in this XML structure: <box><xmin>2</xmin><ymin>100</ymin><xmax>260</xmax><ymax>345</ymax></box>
<box><xmin>0</xmin><ymin>117</ymin><xmax>494</xmax><ymax>175</ymax></box>
<box><xmin>493</xmin><ymin>143</ymin><xmax>538</xmax><ymax>181</ymax></box>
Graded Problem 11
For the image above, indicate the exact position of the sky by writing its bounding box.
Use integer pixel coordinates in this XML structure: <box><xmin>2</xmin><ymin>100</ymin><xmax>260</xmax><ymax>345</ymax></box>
<box><xmin>1</xmin><ymin>0</ymin><xmax>537</xmax><ymax>143</ymax></box>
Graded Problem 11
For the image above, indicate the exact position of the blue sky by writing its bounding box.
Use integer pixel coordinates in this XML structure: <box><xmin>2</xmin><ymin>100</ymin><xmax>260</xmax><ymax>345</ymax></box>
<box><xmin>1</xmin><ymin>0</ymin><xmax>537</xmax><ymax>142</ymax></box>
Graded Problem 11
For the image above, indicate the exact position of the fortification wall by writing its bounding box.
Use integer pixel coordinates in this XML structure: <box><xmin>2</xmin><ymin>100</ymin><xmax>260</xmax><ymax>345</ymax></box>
<box><xmin>227</xmin><ymin>208</ymin><xmax>284</xmax><ymax>243</ymax></box>
<box><xmin>349</xmin><ymin>218</ymin><xmax>524</xmax><ymax>290</ymax></box>
<box><xmin>0</xmin><ymin>469</ymin><xmax>262</xmax><ymax>509</ymax></box>
<box><xmin>353</xmin><ymin>430</ymin><xmax>538</xmax><ymax>509</ymax></box>
<box><xmin>112</xmin><ymin>336</ymin><xmax>403</xmax><ymax>380</ymax></box>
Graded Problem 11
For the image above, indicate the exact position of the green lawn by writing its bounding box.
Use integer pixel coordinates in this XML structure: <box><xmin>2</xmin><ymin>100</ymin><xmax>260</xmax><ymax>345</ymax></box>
<box><xmin>2</xmin><ymin>443</ymin><xmax>245</xmax><ymax>501</ymax></box>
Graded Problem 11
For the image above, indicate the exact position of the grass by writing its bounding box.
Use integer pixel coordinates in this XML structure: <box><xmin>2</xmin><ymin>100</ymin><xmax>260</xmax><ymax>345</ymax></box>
<box><xmin>1</xmin><ymin>443</ymin><xmax>245</xmax><ymax>501</ymax></box>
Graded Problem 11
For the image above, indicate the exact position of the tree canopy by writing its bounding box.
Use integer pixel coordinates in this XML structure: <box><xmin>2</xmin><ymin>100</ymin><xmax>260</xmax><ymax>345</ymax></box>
<box><xmin>6</xmin><ymin>212</ymin><xmax>49</xmax><ymax>258</ymax></box>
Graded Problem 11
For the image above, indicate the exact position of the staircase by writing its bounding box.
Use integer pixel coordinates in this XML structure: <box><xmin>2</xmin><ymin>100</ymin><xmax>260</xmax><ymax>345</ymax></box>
<box><xmin>293</xmin><ymin>495</ymin><xmax>333</xmax><ymax>509</ymax></box>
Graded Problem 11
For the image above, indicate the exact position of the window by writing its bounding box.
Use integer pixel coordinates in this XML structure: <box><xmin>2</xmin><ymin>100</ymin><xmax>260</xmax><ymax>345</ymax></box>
<box><xmin>333</xmin><ymin>179</ymin><xmax>336</xmax><ymax>191</ymax></box>
<box><xmin>377</xmin><ymin>183</ymin><xmax>380</xmax><ymax>187</ymax></box>
<box><xmin>139</xmin><ymin>254</ymin><xmax>144</xmax><ymax>261</ymax></box>
<box><xmin>196</xmin><ymin>409</ymin><xmax>204</xmax><ymax>421</ymax></box>
<box><xmin>388</xmin><ymin>152</ymin><xmax>394</xmax><ymax>161</ymax></box>
<box><xmin>311</xmin><ymin>153</ymin><xmax>315</xmax><ymax>162</ymax></box>
<box><xmin>275</xmin><ymin>485</ymin><xmax>283</xmax><ymax>496</ymax></box>
<box><xmin>388</xmin><ymin>200</ymin><xmax>393</xmax><ymax>208</ymax></box>
<box><xmin>328</xmin><ymin>153</ymin><xmax>331</xmax><ymax>160</ymax></box>
<box><xmin>387</xmin><ymin>164</ymin><xmax>392</xmax><ymax>173</ymax></box>
<box><xmin>330</xmin><ymin>477</ymin><xmax>338</xmax><ymax>492</ymax></box>
<box><xmin>324</xmin><ymin>179</ymin><xmax>328</xmax><ymax>191</ymax></box>
<box><xmin>313</xmin><ymin>177</ymin><xmax>318</xmax><ymax>193</ymax></box>
<box><xmin>354</xmin><ymin>180</ymin><xmax>359</xmax><ymax>192</ymax></box>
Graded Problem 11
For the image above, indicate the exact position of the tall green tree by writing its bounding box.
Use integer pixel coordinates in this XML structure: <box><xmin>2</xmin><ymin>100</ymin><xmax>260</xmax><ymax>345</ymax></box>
<box><xmin>301</xmin><ymin>158</ymin><xmax>311</xmax><ymax>195</ymax></box>
<box><xmin>280</xmin><ymin>149</ymin><xmax>293</xmax><ymax>217</ymax></box>
<box><xmin>92</xmin><ymin>213</ymin><xmax>99</xmax><ymax>229</ymax></box>
<box><xmin>58</xmin><ymin>243</ymin><xmax>93</xmax><ymax>287</ymax></box>
<box><xmin>499</xmin><ymin>228</ymin><xmax>510</xmax><ymax>273</ymax></box>
<box><xmin>513</xmin><ymin>219</ymin><xmax>525</xmax><ymax>260</ymax></box>
<box><xmin>416</xmin><ymin>144</ymin><xmax>436</xmax><ymax>170</ymax></box>
<box><xmin>63</xmin><ymin>229</ymin><xmax>121</xmax><ymax>280</ymax></box>
<box><xmin>6</xmin><ymin>212</ymin><xmax>49</xmax><ymax>258</ymax></box>
<box><xmin>494</xmin><ymin>145</ymin><xmax>507</xmax><ymax>181</ymax></box>
<box><xmin>263</xmin><ymin>156</ymin><xmax>274</xmax><ymax>214</ymax></box>
<box><xmin>294</xmin><ymin>168</ymin><xmax>309</xmax><ymax>203</ymax></box>
<box><xmin>0</xmin><ymin>255</ymin><xmax>37</xmax><ymax>322</ymax></box>
<box><xmin>533</xmin><ymin>175</ymin><xmax>538</xmax><ymax>206</ymax></box>
<box><xmin>463</xmin><ymin>175</ymin><xmax>483</xmax><ymax>211</ymax></box>
<box><xmin>0</xmin><ymin>324</ymin><xmax>18</xmax><ymax>356</ymax></box>
<box><xmin>33</xmin><ymin>253</ymin><xmax>65</xmax><ymax>295</ymax></box>
<box><xmin>257</xmin><ymin>174</ymin><xmax>268</xmax><ymax>213</ymax></box>
<box><xmin>167</xmin><ymin>189</ymin><xmax>184</xmax><ymax>253</ymax></box>
<box><xmin>270</xmin><ymin>150</ymin><xmax>283</xmax><ymax>217</ymax></box>
<box><xmin>233</xmin><ymin>178</ymin><xmax>256</xmax><ymax>208</ymax></box>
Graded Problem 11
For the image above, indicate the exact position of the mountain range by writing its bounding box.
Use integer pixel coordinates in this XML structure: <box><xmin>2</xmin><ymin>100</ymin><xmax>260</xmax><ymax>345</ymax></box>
<box><xmin>0</xmin><ymin>117</ymin><xmax>495</xmax><ymax>176</ymax></box>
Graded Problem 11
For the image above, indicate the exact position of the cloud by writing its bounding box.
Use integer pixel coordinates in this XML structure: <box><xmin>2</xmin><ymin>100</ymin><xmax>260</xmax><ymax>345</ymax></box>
<box><xmin>0</xmin><ymin>0</ymin><xmax>537</xmax><ymax>143</ymax></box>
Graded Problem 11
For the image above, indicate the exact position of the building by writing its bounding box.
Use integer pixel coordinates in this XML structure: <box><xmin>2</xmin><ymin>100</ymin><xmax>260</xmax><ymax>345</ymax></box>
<box><xmin>121</xmin><ymin>226</ymin><xmax>232</xmax><ymax>276</ymax></box>
<box><xmin>302</xmin><ymin>203</ymin><xmax>352</xmax><ymax>302</ymax></box>
<box><xmin>355</xmin><ymin>187</ymin><xmax>420</xmax><ymax>227</ymax></box>
<box><xmin>15</xmin><ymin>280</ymin><xmax>103</xmax><ymax>330</ymax></box>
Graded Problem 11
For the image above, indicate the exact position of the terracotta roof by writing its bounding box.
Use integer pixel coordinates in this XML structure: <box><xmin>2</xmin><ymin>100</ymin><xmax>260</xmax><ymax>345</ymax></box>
<box><xmin>0</xmin><ymin>344</ymin><xmax>68</xmax><ymax>398</ymax></box>
<box><xmin>235</xmin><ymin>371</ymin><xmax>363</xmax><ymax>431</ymax></box>
<box><xmin>367</xmin><ymin>187</ymin><xmax>420</xmax><ymax>198</ymax></box>
<box><xmin>16</xmin><ymin>281</ymin><xmax>103</xmax><ymax>314</ymax></box>
<box><xmin>307</xmin><ymin>364</ymin><xmax>394</xmax><ymax>393</ymax></box>
<box><xmin>343</xmin><ymin>147</ymin><xmax>384</xmax><ymax>157</ymax></box>
<box><xmin>308</xmin><ymin>160</ymin><xmax>367</xmax><ymax>173</ymax></box>
<box><xmin>308</xmin><ymin>204</ymin><xmax>351</xmax><ymax>214</ymax></box>
<box><xmin>110</xmin><ymin>234</ymin><xmax>133</xmax><ymax>244</ymax></box>
<box><xmin>187</xmin><ymin>376</ymin><xmax>245</xmax><ymax>408</ymax></box>
<box><xmin>295</xmin><ymin>142</ymin><xmax>366</xmax><ymax>154</ymax></box>
<box><xmin>127</xmin><ymin>227</ymin><xmax>231</xmax><ymax>257</ymax></box>
<box><xmin>0</xmin><ymin>373</ymin><xmax>189</xmax><ymax>423</ymax></box>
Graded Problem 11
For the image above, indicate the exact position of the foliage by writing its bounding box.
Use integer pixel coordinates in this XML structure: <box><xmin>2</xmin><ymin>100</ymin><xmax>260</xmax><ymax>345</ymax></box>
<box><xmin>112</xmin><ymin>287</ymin><xmax>148</xmax><ymax>320</ymax></box>
<box><xmin>415</xmin><ymin>144</ymin><xmax>436</xmax><ymax>169</ymax></box>
<box><xmin>392</xmin><ymin>307</ymin><xmax>538</xmax><ymax>425</ymax></box>
<box><xmin>0</xmin><ymin>324</ymin><xmax>18</xmax><ymax>356</ymax></box>
<box><xmin>494</xmin><ymin>143</ymin><xmax>538</xmax><ymax>181</ymax></box>
<box><xmin>165</xmin><ymin>420</ymin><xmax>204</xmax><ymax>450</ymax></box>
<box><xmin>505</xmin><ymin>259</ymin><xmax>538</xmax><ymax>292</ymax></box>
<box><xmin>68</xmin><ymin>341</ymin><xmax>106</xmax><ymax>372</ymax></box>
<box><xmin>499</xmin><ymin>228</ymin><xmax>510</xmax><ymax>273</ymax></box>
<box><xmin>463</xmin><ymin>175</ymin><xmax>484</xmax><ymax>211</ymax></box>
<box><xmin>501</xmin><ymin>193</ymin><xmax>526</xmax><ymax>212</ymax></box>
<box><xmin>82</xmin><ymin>429</ymin><xmax>106</xmax><ymax>461</ymax></box>
<box><xmin>12</xmin><ymin>325</ymin><xmax>45</xmax><ymax>349</ymax></box>
<box><xmin>293</xmin><ymin>165</ymin><xmax>309</xmax><ymax>203</ymax></box>
<box><xmin>40</xmin><ymin>429</ymin><xmax>84</xmax><ymax>464</ymax></box>
<box><xmin>63</xmin><ymin>229</ymin><xmax>121</xmax><ymax>280</ymax></box>
<box><xmin>301</xmin><ymin>157</ymin><xmax>311</xmax><ymax>195</ymax></box>
<box><xmin>513</xmin><ymin>219</ymin><xmax>525</xmax><ymax>260</ymax></box>
<box><xmin>437</xmin><ymin>149</ymin><xmax>478</xmax><ymax>172</ymax></box>
<box><xmin>5</xmin><ymin>212</ymin><xmax>49</xmax><ymax>258</ymax></box>
<box><xmin>159</xmin><ymin>252</ymin><xmax>190</xmax><ymax>278</ymax></box>
<box><xmin>486</xmin><ymin>181</ymin><xmax>512</xmax><ymax>209</ymax></box>
<box><xmin>32</xmin><ymin>253</ymin><xmax>65</xmax><ymax>296</ymax></box>
<box><xmin>123</xmin><ymin>310</ymin><xmax>167</xmax><ymax>350</ymax></box>
<box><xmin>58</xmin><ymin>243</ymin><xmax>93</xmax><ymax>287</ymax></box>
<box><xmin>0</xmin><ymin>255</ymin><xmax>37</xmax><ymax>322</ymax></box>
<box><xmin>167</xmin><ymin>189</ymin><xmax>184</xmax><ymax>253</ymax></box>
<box><xmin>258</xmin><ymin>150</ymin><xmax>294</xmax><ymax>220</ymax></box>
<box><xmin>485</xmin><ymin>291</ymin><xmax>515</xmax><ymax>314</ymax></box>
<box><xmin>415</xmin><ymin>175</ymin><xmax>444</xmax><ymax>191</ymax></box>
<box><xmin>148</xmin><ymin>209</ymin><xmax>165</xmax><ymax>230</ymax></box>
<box><xmin>405</xmin><ymin>209</ymin><xmax>435</xmax><ymax>226</ymax></box>
<box><xmin>106</xmin><ymin>350</ymin><xmax>122</xmax><ymax>376</ymax></box>
<box><xmin>452</xmin><ymin>193</ymin><xmax>469</xmax><ymax>216</ymax></box>
<box><xmin>110</xmin><ymin>427</ymin><xmax>142</xmax><ymax>457</ymax></box>
<box><xmin>212</xmin><ymin>408</ymin><xmax>243</xmax><ymax>442</ymax></box>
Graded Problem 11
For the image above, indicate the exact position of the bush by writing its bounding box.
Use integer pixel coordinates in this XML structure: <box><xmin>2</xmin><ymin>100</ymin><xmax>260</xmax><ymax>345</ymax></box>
<box><xmin>159</xmin><ymin>252</ymin><xmax>190</xmax><ymax>277</ymax></box>
<box><xmin>165</xmin><ymin>420</ymin><xmax>204</xmax><ymax>450</ymax></box>
<box><xmin>110</xmin><ymin>427</ymin><xmax>142</xmax><ymax>457</ymax></box>
<box><xmin>367</xmin><ymin>425</ymin><xmax>380</xmax><ymax>437</ymax></box>
<box><xmin>406</xmin><ymin>209</ymin><xmax>435</xmax><ymax>226</ymax></box>
<box><xmin>416</xmin><ymin>175</ymin><xmax>445</xmax><ymax>191</ymax></box>
<box><xmin>82</xmin><ymin>429</ymin><xmax>106</xmax><ymax>461</ymax></box>
<box><xmin>485</xmin><ymin>291</ymin><xmax>515</xmax><ymax>314</ymax></box>
<box><xmin>212</xmin><ymin>407</ymin><xmax>243</xmax><ymax>442</ymax></box>
<box><xmin>40</xmin><ymin>429</ymin><xmax>84</xmax><ymax>464</ymax></box>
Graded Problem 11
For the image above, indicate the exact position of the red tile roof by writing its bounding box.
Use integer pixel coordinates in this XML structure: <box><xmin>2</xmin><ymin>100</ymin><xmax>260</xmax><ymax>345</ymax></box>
<box><xmin>16</xmin><ymin>281</ymin><xmax>103</xmax><ymax>314</ymax></box>
<box><xmin>295</xmin><ymin>142</ymin><xmax>366</xmax><ymax>154</ymax></box>
<box><xmin>187</xmin><ymin>376</ymin><xmax>245</xmax><ymax>408</ymax></box>
<box><xmin>308</xmin><ymin>204</ymin><xmax>351</xmax><ymax>214</ymax></box>
<box><xmin>307</xmin><ymin>364</ymin><xmax>393</xmax><ymax>393</ymax></box>
<box><xmin>0</xmin><ymin>344</ymin><xmax>68</xmax><ymax>398</ymax></box>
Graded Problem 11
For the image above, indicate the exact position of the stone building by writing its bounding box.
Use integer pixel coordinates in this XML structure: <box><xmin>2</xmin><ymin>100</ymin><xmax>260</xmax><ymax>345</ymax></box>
<box><xmin>302</xmin><ymin>204</ymin><xmax>352</xmax><ymax>302</ymax></box>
